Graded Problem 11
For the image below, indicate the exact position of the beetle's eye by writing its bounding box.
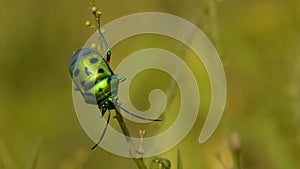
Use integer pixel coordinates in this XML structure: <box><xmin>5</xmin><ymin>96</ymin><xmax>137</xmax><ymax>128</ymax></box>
<box><xmin>74</xmin><ymin>69</ymin><xmax>80</xmax><ymax>77</ymax></box>
<box><xmin>90</xmin><ymin>58</ymin><xmax>99</xmax><ymax>64</ymax></box>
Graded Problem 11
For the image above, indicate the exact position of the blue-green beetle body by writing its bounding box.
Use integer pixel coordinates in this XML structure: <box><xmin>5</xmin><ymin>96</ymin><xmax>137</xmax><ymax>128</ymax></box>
<box><xmin>69</xmin><ymin>48</ymin><xmax>119</xmax><ymax>117</ymax></box>
<box><xmin>69</xmin><ymin>14</ymin><xmax>160</xmax><ymax>150</ymax></box>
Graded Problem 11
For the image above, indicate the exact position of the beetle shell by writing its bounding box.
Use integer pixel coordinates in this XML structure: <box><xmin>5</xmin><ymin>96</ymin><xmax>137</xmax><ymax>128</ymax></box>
<box><xmin>69</xmin><ymin>48</ymin><xmax>118</xmax><ymax>107</ymax></box>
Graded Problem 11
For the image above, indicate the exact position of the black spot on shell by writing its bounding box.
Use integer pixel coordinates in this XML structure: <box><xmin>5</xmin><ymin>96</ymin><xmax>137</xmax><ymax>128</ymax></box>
<box><xmin>98</xmin><ymin>88</ymin><xmax>103</xmax><ymax>92</ymax></box>
<box><xmin>90</xmin><ymin>58</ymin><xmax>99</xmax><ymax>64</ymax></box>
<box><xmin>70</xmin><ymin>54</ymin><xmax>78</xmax><ymax>66</ymax></box>
<box><xmin>98</xmin><ymin>68</ymin><xmax>104</xmax><ymax>73</ymax></box>
<box><xmin>74</xmin><ymin>69</ymin><xmax>80</xmax><ymax>77</ymax></box>
<box><xmin>107</xmin><ymin>77</ymin><xmax>111</xmax><ymax>84</ymax></box>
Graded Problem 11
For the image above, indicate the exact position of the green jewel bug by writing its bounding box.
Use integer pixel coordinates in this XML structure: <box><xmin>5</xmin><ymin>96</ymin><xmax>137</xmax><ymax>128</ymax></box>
<box><xmin>69</xmin><ymin>14</ymin><xmax>161</xmax><ymax>150</ymax></box>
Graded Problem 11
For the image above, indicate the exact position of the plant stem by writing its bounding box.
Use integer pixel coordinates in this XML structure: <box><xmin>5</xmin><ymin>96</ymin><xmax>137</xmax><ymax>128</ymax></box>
<box><xmin>114</xmin><ymin>106</ymin><xmax>148</xmax><ymax>169</ymax></box>
<box><xmin>88</xmin><ymin>0</ymin><xmax>99</xmax><ymax>28</ymax></box>
<box><xmin>231</xmin><ymin>132</ymin><xmax>242</xmax><ymax>169</ymax></box>
<box><xmin>232</xmin><ymin>149</ymin><xmax>242</xmax><ymax>169</ymax></box>
<box><xmin>87</xmin><ymin>3</ymin><xmax>148</xmax><ymax>168</ymax></box>
<box><xmin>28</xmin><ymin>137</ymin><xmax>41</xmax><ymax>169</ymax></box>
<box><xmin>88</xmin><ymin>0</ymin><xmax>105</xmax><ymax>52</ymax></box>
<box><xmin>206</xmin><ymin>0</ymin><xmax>219</xmax><ymax>47</ymax></box>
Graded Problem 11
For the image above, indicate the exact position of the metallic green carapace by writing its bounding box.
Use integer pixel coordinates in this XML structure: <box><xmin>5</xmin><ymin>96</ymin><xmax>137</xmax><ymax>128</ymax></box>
<box><xmin>69</xmin><ymin>48</ymin><xmax>119</xmax><ymax>117</ymax></box>
<box><xmin>69</xmin><ymin>14</ymin><xmax>160</xmax><ymax>150</ymax></box>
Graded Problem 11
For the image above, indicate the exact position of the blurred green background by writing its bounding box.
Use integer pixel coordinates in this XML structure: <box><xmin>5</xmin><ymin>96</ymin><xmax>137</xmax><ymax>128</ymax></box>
<box><xmin>0</xmin><ymin>0</ymin><xmax>300</xmax><ymax>169</ymax></box>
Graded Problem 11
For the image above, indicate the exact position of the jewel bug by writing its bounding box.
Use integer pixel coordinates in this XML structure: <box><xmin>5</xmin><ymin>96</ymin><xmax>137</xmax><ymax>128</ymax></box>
<box><xmin>69</xmin><ymin>13</ymin><xmax>160</xmax><ymax>150</ymax></box>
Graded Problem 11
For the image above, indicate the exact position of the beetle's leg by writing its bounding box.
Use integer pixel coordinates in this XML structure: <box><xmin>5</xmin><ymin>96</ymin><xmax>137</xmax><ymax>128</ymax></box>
<box><xmin>119</xmin><ymin>77</ymin><xmax>126</xmax><ymax>83</ymax></box>
<box><xmin>119</xmin><ymin>105</ymin><xmax>162</xmax><ymax>122</ymax></box>
<box><xmin>98</xmin><ymin>105</ymin><xmax>107</xmax><ymax>118</ymax></box>
<box><xmin>91</xmin><ymin>109</ymin><xmax>111</xmax><ymax>150</ymax></box>
<box><xmin>96</xmin><ymin>14</ymin><xmax>111</xmax><ymax>65</ymax></box>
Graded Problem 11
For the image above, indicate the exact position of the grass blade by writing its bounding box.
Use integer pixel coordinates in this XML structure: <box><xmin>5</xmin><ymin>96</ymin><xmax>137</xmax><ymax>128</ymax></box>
<box><xmin>0</xmin><ymin>140</ymin><xmax>18</xmax><ymax>169</ymax></box>
<box><xmin>27</xmin><ymin>137</ymin><xmax>41</xmax><ymax>169</ymax></box>
<box><xmin>177</xmin><ymin>149</ymin><xmax>183</xmax><ymax>169</ymax></box>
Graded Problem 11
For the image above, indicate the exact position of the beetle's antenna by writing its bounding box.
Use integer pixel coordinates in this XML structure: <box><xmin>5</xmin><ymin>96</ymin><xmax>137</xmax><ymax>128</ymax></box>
<box><xmin>91</xmin><ymin>110</ymin><xmax>111</xmax><ymax>150</ymax></box>
<box><xmin>119</xmin><ymin>106</ymin><xmax>162</xmax><ymax>122</ymax></box>
<box><xmin>96</xmin><ymin>13</ymin><xmax>111</xmax><ymax>64</ymax></box>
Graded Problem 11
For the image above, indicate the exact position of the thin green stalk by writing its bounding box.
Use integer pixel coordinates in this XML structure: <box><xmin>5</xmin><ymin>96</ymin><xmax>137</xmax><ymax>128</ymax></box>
<box><xmin>88</xmin><ymin>0</ymin><xmax>99</xmax><ymax>29</ymax></box>
<box><xmin>231</xmin><ymin>132</ymin><xmax>242</xmax><ymax>169</ymax></box>
<box><xmin>114</xmin><ymin>107</ymin><xmax>148</xmax><ymax>169</ymax></box>
<box><xmin>88</xmin><ymin>1</ymin><xmax>148</xmax><ymax>168</ymax></box>
<box><xmin>232</xmin><ymin>149</ymin><xmax>242</xmax><ymax>169</ymax></box>
<box><xmin>206</xmin><ymin>0</ymin><xmax>220</xmax><ymax>47</ymax></box>
<box><xmin>88</xmin><ymin>0</ymin><xmax>104</xmax><ymax>52</ymax></box>
<box><xmin>27</xmin><ymin>137</ymin><xmax>42</xmax><ymax>169</ymax></box>
<box><xmin>0</xmin><ymin>140</ymin><xmax>18</xmax><ymax>169</ymax></box>
<box><xmin>177</xmin><ymin>149</ymin><xmax>183</xmax><ymax>169</ymax></box>
<box><xmin>291</xmin><ymin>34</ymin><xmax>300</xmax><ymax>145</ymax></box>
